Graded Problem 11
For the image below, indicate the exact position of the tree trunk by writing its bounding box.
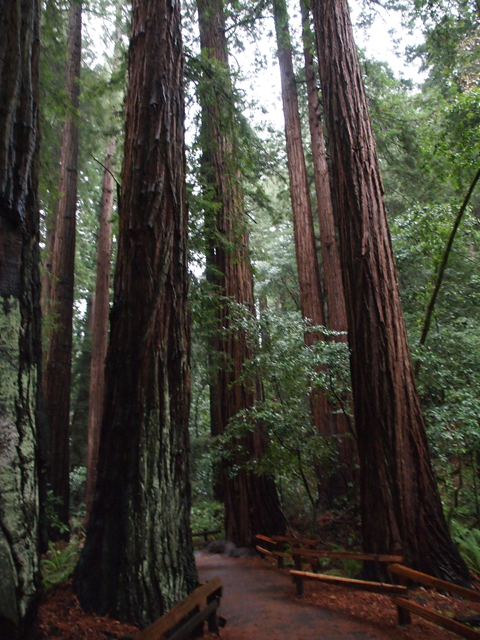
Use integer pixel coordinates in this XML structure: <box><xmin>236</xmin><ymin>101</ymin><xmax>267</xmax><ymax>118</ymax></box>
<box><xmin>198</xmin><ymin>0</ymin><xmax>285</xmax><ymax>546</ymax></box>
<box><xmin>84</xmin><ymin>138</ymin><xmax>114</xmax><ymax>524</ymax></box>
<box><xmin>311</xmin><ymin>0</ymin><xmax>470</xmax><ymax>583</ymax></box>
<box><xmin>73</xmin><ymin>0</ymin><xmax>197</xmax><ymax>626</ymax></box>
<box><xmin>0</xmin><ymin>0</ymin><xmax>44</xmax><ymax>635</ymax></box>
<box><xmin>43</xmin><ymin>0</ymin><xmax>82</xmax><ymax>535</ymax></box>
<box><xmin>273</xmin><ymin>0</ymin><xmax>344</xmax><ymax>506</ymax></box>
<box><xmin>299</xmin><ymin>0</ymin><xmax>356</xmax><ymax>496</ymax></box>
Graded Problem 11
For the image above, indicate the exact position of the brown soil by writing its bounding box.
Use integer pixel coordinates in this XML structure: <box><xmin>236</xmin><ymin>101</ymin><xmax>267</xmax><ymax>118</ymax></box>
<box><xmin>32</xmin><ymin>581</ymin><xmax>139</xmax><ymax>639</ymax></box>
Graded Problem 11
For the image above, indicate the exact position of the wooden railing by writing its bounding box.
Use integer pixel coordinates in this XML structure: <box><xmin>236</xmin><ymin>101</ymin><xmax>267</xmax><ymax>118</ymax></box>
<box><xmin>255</xmin><ymin>533</ymin><xmax>480</xmax><ymax>639</ymax></box>
<box><xmin>389</xmin><ymin>563</ymin><xmax>480</xmax><ymax>640</ymax></box>
<box><xmin>136</xmin><ymin>576</ymin><xmax>223</xmax><ymax>640</ymax></box>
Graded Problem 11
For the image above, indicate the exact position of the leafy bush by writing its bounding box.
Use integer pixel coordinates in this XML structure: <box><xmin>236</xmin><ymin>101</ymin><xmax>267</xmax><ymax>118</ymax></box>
<box><xmin>41</xmin><ymin>533</ymin><xmax>84</xmax><ymax>591</ymax></box>
<box><xmin>190</xmin><ymin>500</ymin><xmax>224</xmax><ymax>535</ymax></box>
<box><xmin>451</xmin><ymin>520</ymin><xmax>480</xmax><ymax>574</ymax></box>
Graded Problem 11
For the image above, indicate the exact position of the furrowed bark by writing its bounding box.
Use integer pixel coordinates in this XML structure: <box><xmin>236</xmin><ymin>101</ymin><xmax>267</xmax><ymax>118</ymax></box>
<box><xmin>311</xmin><ymin>0</ymin><xmax>470</xmax><ymax>583</ymax></box>
<box><xmin>84</xmin><ymin>138</ymin><xmax>114</xmax><ymax>524</ymax></box>
<box><xmin>198</xmin><ymin>0</ymin><xmax>285</xmax><ymax>546</ymax></box>
<box><xmin>43</xmin><ymin>0</ymin><xmax>82</xmax><ymax>535</ymax></box>
<box><xmin>73</xmin><ymin>0</ymin><xmax>197</xmax><ymax>626</ymax></box>
<box><xmin>299</xmin><ymin>0</ymin><xmax>356</xmax><ymax>495</ymax></box>
<box><xmin>0</xmin><ymin>0</ymin><xmax>44</xmax><ymax>635</ymax></box>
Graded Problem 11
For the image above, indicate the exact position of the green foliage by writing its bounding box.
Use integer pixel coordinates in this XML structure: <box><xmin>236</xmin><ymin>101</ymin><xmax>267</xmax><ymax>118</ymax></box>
<box><xmin>190</xmin><ymin>501</ymin><xmax>224</xmax><ymax>535</ymax></box>
<box><xmin>45</xmin><ymin>490</ymin><xmax>70</xmax><ymax>537</ymax></box>
<box><xmin>41</xmin><ymin>533</ymin><xmax>84</xmax><ymax>591</ymax></box>
<box><xmin>451</xmin><ymin>520</ymin><xmax>480</xmax><ymax>574</ymax></box>
<box><xmin>219</xmin><ymin>307</ymin><xmax>352</xmax><ymax>529</ymax></box>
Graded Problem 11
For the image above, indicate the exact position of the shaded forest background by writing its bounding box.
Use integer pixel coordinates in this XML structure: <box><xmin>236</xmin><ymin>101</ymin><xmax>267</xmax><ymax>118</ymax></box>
<box><xmin>2</xmin><ymin>0</ymin><xmax>480</xmax><ymax>635</ymax></box>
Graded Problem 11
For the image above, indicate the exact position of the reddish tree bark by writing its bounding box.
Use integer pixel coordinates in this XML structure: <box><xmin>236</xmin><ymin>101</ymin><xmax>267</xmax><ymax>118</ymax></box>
<box><xmin>84</xmin><ymin>138</ymin><xmax>114</xmax><ymax>524</ymax></box>
<box><xmin>0</xmin><ymin>0</ymin><xmax>44</xmax><ymax>635</ymax></box>
<box><xmin>273</xmin><ymin>0</ymin><xmax>349</xmax><ymax>506</ymax></box>
<box><xmin>299</xmin><ymin>0</ymin><xmax>356</xmax><ymax>494</ymax></box>
<box><xmin>311</xmin><ymin>0</ymin><xmax>469</xmax><ymax>583</ymax></box>
<box><xmin>73</xmin><ymin>0</ymin><xmax>197</xmax><ymax>625</ymax></box>
<box><xmin>43</xmin><ymin>0</ymin><xmax>82</xmax><ymax>534</ymax></box>
<box><xmin>198</xmin><ymin>0</ymin><xmax>285</xmax><ymax>546</ymax></box>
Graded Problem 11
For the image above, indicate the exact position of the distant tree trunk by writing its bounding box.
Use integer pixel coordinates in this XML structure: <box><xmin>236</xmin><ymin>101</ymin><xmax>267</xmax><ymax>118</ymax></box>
<box><xmin>273</xmin><ymin>0</ymin><xmax>346</xmax><ymax>507</ymax></box>
<box><xmin>84</xmin><ymin>138</ymin><xmax>114</xmax><ymax>524</ymax></box>
<box><xmin>299</xmin><ymin>0</ymin><xmax>356</xmax><ymax>495</ymax></box>
<box><xmin>312</xmin><ymin>0</ymin><xmax>470</xmax><ymax>583</ymax></box>
<box><xmin>73</xmin><ymin>0</ymin><xmax>197</xmax><ymax>626</ymax></box>
<box><xmin>43</xmin><ymin>0</ymin><xmax>82</xmax><ymax>535</ymax></box>
<box><xmin>0</xmin><ymin>0</ymin><xmax>44</xmax><ymax>636</ymax></box>
<box><xmin>198</xmin><ymin>0</ymin><xmax>285</xmax><ymax>546</ymax></box>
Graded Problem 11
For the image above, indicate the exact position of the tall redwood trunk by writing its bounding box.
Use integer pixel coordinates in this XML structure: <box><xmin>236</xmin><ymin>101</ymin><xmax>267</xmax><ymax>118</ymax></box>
<box><xmin>312</xmin><ymin>0</ymin><xmax>469</xmax><ymax>583</ymax></box>
<box><xmin>43</xmin><ymin>0</ymin><xmax>82</xmax><ymax>534</ymax></box>
<box><xmin>273</xmin><ymin>0</ymin><xmax>346</xmax><ymax>505</ymax></box>
<box><xmin>84</xmin><ymin>138</ymin><xmax>114</xmax><ymax>524</ymax></box>
<box><xmin>73</xmin><ymin>0</ymin><xmax>197</xmax><ymax>625</ymax></box>
<box><xmin>0</xmin><ymin>0</ymin><xmax>44</xmax><ymax>635</ymax></box>
<box><xmin>198</xmin><ymin>0</ymin><xmax>285</xmax><ymax>546</ymax></box>
<box><xmin>299</xmin><ymin>0</ymin><xmax>355</xmax><ymax>493</ymax></box>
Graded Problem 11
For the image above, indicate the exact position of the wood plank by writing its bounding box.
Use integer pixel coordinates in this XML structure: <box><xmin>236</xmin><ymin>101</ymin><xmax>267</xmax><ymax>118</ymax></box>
<box><xmin>167</xmin><ymin>598</ymin><xmax>220</xmax><ymax>640</ymax></box>
<box><xmin>290</xmin><ymin>570</ymin><xmax>408</xmax><ymax>594</ymax></box>
<box><xmin>256</xmin><ymin>545</ymin><xmax>291</xmax><ymax>559</ymax></box>
<box><xmin>137</xmin><ymin>577</ymin><xmax>223</xmax><ymax>640</ymax></box>
<box><xmin>192</xmin><ymin>529</ymin><xmax>221</xmax><ymax>538</ymax></box>
<box><xmin>254</xmin><ymin>534</ymin><xmax>277</xmax><ymax>545</ymax></box>
<box><xmin>291</xmin><ymin>548</ymin><xmax>403</xmax><ymax>562</ymax></box>
<box><xmin>389</xmin><ymin>564</ymin><xmax>480</xmax><ymax>604</ymax></box>
<box><xmin>391</xmin><ymin>597</ymin><xmax>480</xmax><ymax>640</ymax></box>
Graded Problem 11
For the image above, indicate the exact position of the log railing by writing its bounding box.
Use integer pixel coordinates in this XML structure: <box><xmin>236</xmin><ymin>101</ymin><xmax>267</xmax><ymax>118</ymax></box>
<box><xmin>255</xmin><ymin>533</ymin><xmax>480</xmax><ymax>639</ymax></box>
<box><xmin>389</xmin><ymin>563</ymin><xmax>480</xmax><ymax>640</ymax></box>
<box><xmin>136</xmin><ymin>576</ymin><xmax>223</xmax><ymax>640</ymax></box>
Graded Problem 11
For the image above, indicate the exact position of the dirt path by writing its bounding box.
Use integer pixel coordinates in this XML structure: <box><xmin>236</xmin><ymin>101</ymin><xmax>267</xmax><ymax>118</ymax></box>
<box><xmin>196</xmin><ymin>551</ymin><xmax>396</xmax><ymax>640</ymax></box>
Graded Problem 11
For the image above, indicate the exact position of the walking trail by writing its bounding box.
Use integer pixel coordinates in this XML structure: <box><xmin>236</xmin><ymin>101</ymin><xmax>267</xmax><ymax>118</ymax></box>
<box><xmin>196</xmin><ymin>550</ymin><xmax>395</xmax><ymax>640</ymax></box>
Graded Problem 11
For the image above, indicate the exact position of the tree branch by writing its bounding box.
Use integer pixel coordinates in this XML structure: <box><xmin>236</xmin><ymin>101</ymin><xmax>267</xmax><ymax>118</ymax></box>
<box><xmin>419</xmin><ymin>165</ymin><xmax>480</xmax><ymax>346</ymax></box>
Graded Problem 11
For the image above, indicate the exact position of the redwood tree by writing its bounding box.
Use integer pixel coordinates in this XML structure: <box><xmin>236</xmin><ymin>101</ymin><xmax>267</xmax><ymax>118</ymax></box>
<box><xmin>299</xmin><ymin>0</ymin><xmax>355</xmax><ymax>492</ymax></box>
<box><xmin>0</xmin><ymin>0</ymin><xmax>43</xmax><ymax>635</ymax></box>
<box><xmin>311</xmin><ymin>0</ymin><xmax>469</xmax><ymax>582</ymax></box>
<box><xmin>73</xmin><ymin>0</ymin><xmax>197</xmax><ymax>625</ymax></box>
<box><xmin>43</xmin><ymin>0</ymin><xmax>82</xmax><ymax>533</ymax></box>
<box><xmin>198</xmin><ymin>0</ymin><xmax>285</xmax><ymax>546</ymax></box>
<box><xmin>273</xmin><ymin>0</ymin><xmax>346</xmax><ymax>504</ymax></box>
<box><xmin>84</xmin><ymin>138</ymin><xmax>114</xmax><ymax>524</ymax></box>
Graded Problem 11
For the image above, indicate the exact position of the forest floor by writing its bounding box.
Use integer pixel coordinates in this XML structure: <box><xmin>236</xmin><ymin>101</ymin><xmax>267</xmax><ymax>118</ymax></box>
<box><xmin>33</xmin><ymin>545</ymin><xmax>480</xmax><ymax>639</ymax></box>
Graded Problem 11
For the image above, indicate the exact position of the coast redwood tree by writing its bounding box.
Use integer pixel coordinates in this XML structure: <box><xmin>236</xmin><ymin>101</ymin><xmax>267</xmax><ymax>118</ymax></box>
<box><xmin>43</xmin><ymin>0</ymin><xmax>82</xmax><ymax>533</ymax></box>
<box><xmin>273</xmin><ymin>0</ymin><xmax>351</xmax><ymax>504</ymax></box>
<box><xmin>0</xmin><ymin>0</ymin><xmax>43</xmax><ymax>635</ymax></box>
<box><xmin>73</xmin><ymin>0</ymin><xmax>197</xmax><ymax>625</ymax></box>
<box><xmin>299</xmin><ymin>0</ymin><xmax>355</xmax><ymax>491</ymax></box>
<box><xmin>311</xmin><ymin>0</ymin><xmax>469</xmax><ymax>582</ymax></box>
<box><xmin>198</xmin><ymin>0</ymin><xmax>285</xmax><ymax>546</ymax></box>
<box><xmin>84</xmin><ymin>138</ymin><xmax>114</xmax><ymax>524</ymax></box>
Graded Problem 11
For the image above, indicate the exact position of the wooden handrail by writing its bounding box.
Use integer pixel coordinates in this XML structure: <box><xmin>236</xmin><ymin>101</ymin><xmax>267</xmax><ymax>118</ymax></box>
<box><xmin>389</xmin><ymin>564</ymin><xmax>480</xmax><ymax>604</ymax></box>
<box><xmin>291</xmin><ymin>548</ymin><xmax>403</xmax><ymax>562</ymax></box>
<box><xmin>192</xmin><ymin>529</ymin><xmax>221</xmax><ymax>538</ymax></box>
<box><xmin>255</xmin><ymin>534</ymin><xmax>277</xmax><ymax>545</ymax></box>
<box><xmin>290</xmin><ymin>570</ymin><xmax>408</xmax><ymax>596</ymax></box>
<box><xmin>137</xmin><ymin>576</ymin><xmax>223</xmax><ymax>640</ymax></box>
<box><xmin>392</xmin><ymin>597</ymin><xmax>480</xmax><ymax>640</ymax></box>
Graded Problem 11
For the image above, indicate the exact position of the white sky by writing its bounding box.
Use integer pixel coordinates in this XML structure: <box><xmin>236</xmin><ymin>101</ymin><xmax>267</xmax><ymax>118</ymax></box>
<box><xmin>234</xmin><ymin>0</ymin><xmax>427</xmax><ymax>134</ymax></box>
